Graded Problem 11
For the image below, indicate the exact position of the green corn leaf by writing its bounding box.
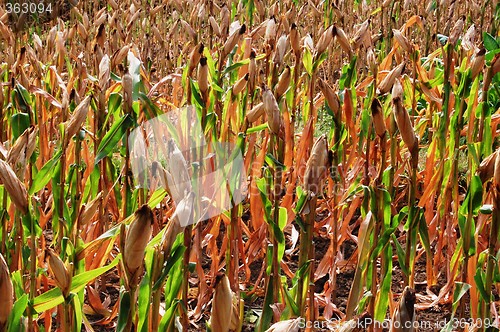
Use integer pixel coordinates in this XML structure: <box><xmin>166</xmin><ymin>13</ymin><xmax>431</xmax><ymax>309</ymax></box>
<box><xmin>138</xmin><ymin>92</ymin><xmax>162</xmax><ymax>119</ymax></box>
<box><xmin>258</xmin><ymin>253</ymin><xmax>275</xmax><ymax>332</ymax></box>
<box><xmin>116</xmin><ymin>291</ymin><xmax>131</xmax><ymax>332</ymax></box>
<box><xmin>14</xmin><ymin>83</ymin><xmax>31</xmax><ymax>113</ymax></box>
<box><xmin>345</xmin><ymin>211</ymin><xmax>374</xmax><ymax>319</ymax></box>
<box><xmin>370</xmin><ymin>224</ymin><xmax>398</xmax><ymax>261</ymax></box>
<box><xmin>303</xmin><ymin>47</ymin><xmax>313</xmax><ymax>76</ymax></box>
<box><xmin>137</xmin><ymin>265</ymin><xmax>152</xmax><ymax>332</ymax></box>
<box><xmin>374</xmin><ymin>246</ymin><xmax>393</xmax><ymax>321</ymax></box>
<box><xmin>148</xmin><ymin>189</ymin><xmax>168</xmax><ymax>209</ymax></box>
<box><xmin>256</xmin><ymin>177</ymin><xmax>272</xmax><ymax>222</ymax></box>
<box><xmin>392</xmin><ymin>233</ymin><xmax>409</xmax><ymax>276</ymax></box>
<box><xmin>29</xmin><ymin>149</ymin><xmax>63</xmax><ymax>195</ymax></box>
<box><xmin>95</xmin><ymin>114</ymin><xmax>134</xmax><ymax>164</ymax></box>
<box><xmin>312</xmin><ymin>51</ymin><xmax>328</xmax><ymax>72</ymax></box>
<box><xmin>164</xmin><ymin>254</ymin><xmax>184</xmax><ymax>308</ymax></box>
<box><xmin>152</xmin><ymin>244</ymin><xmax>185</xmax><ymax>291</ymax></box>
<box><xmin>7</xmin><ymin>294</ymin><xmax>28</xmax><ymax>332</ymax></box>
<box><xmin>294</xmin><ymin>186</ymin><xmax>308</xmax><ymax>215</ymax></box>
<box><xmin>282</xmin><ymin>284</ymin><xmax>300</xmax><ymax>318</ymax></box>
<box><xmin>108</xmin><ymin>92</ymin><xmax>122</xmax><ymax>116</ymax></box>
<box><xmin>265</xmin><ymin>153</ymin><xmax>286</xmax><ymax>169</ymax></box>
<box><xmin>203</xmin><ymin>47</ymin><xmax>217</xmax><ymax>83</ymax></box>
<box><xmin>222</xmin><ymin>58</ymin><xmax>250</xmax><ymax>76</ymax></box>
<box><xmin>277</xmin><ymin>207</ymin><xmax>287</xmax><ymax>262</ymax></box>
<box><xmin>483</xmin><ymin>32</ymin><xmax>499</xmax><ymax>51</ymax></box>
<box><xmin>356</xmin><ymin>291</ymin><xmax>372</xmax><ymax>315</ymax></box>
<box><xmin>452</xmin><ymin>282</ymin><xmax>471</xmax><ymax>309</ymax></box>
<box><xmin>158</xmin><ymin>300</ymin><xmax>180</xmax><ymax>331</ymax></box>
<box><xmin>480</xmin><ymin>204</ymin><xmax>493</xmax><ymax>214</ymax></box>
<box><xmin>10</xmin><ymin>271</ymin><xmax>24</xmax><ymax>299</ymax></box>
<box><xmin>73</xmin><ymin>293</ymin><xmax>83</xmax><ymax>332</ymax></box>
<box><xmin>128</xmin><ymin>51</ymin><xmax>142</xmax><ymax>101</ymax></box>
<box><xmin>247</xmin><ymin>123</ymin><xmax>268</xmax><ymax>134</ymax></box>
<box><xmin>11</xmin><ymin>113</ymin><xmax>30</xmax><ymax>141</ymax></box>
<box><xmin>474</xmin><ymin>268</ymin><xmax>489</xmax><ymax>302</ymax></box>
<box><xmin>190</xmin><ymin>79</ymin><xmax>205</xmax><ymax>109</ymax></box>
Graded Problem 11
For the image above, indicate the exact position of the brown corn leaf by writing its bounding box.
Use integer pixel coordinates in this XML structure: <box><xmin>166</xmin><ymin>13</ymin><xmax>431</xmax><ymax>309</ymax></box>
<box><xmin>477</xmin><ymin>149</ymin><xmax>499</xmax><ymax>183</ymax></box>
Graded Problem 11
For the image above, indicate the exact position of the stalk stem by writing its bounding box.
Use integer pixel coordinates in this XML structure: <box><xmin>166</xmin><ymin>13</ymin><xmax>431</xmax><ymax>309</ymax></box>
<box><xmin>125</xmin><ymin>286</ymin><xmax>137</xmax><ymax>332</ymax></box>
<box><xmin>28</xmin><ymin>213</ymin><xmax>36</xmax><ymax>331</ymax></box>
<box><xmin>152</xmin><ymin>285</ymin><xmax>162</xmax><ymax>331</ymax></box>
<box><xmin>369</xmin><ymin>134</ymin><xmax>386</xmax><ymax>328</ymax></box>
<box><xmin>1</xmin><ymin>191</ymin><xmax>6</xmax><ymax>256</ymax></box>
<box><xmin>298</xmin><ymin>196</ymin><xmax>317</xmax><ymax>320</ymax></box>
<box><xmin>455</xmin><ymin>79</ymin><xmax>471</xmax><ymax>320</ymax></box>
<box><xmin>405</xmin><ymin>146</ymin><xmax>419</xmax><ymax>288</ymax></box>
<box><xmin>483</xmin><ymin>188</ymin><xmax>500</xmax><ymax>328</ymax></box>
<box><xmin>181</xmin><ymin>224</ymin><xmax>192</xmax><ymax>331</ymax></box>
<box><xmin>58</xmin><ymin>150</ymin><xmax>66</xmax><ymax>246</ymax></box>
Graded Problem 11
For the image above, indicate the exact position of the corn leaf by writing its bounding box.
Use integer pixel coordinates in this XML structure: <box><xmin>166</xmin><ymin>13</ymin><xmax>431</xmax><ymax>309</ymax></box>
<box><xmin>7</xmin><ymin>294</ymin><xmax>28</xmax><ymax>332</ymax></box>
<box><xmin>95</xmin><ymin>114</ymin><xmax>134</xmax><ymax>164</ymax></box>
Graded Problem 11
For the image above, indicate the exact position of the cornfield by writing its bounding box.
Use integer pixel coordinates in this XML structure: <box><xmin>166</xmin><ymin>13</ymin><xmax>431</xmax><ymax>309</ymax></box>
<box><xmin>0</xmin><ymin>0</ymin><xmax>499</xmax><ymax>331</ymax></box>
